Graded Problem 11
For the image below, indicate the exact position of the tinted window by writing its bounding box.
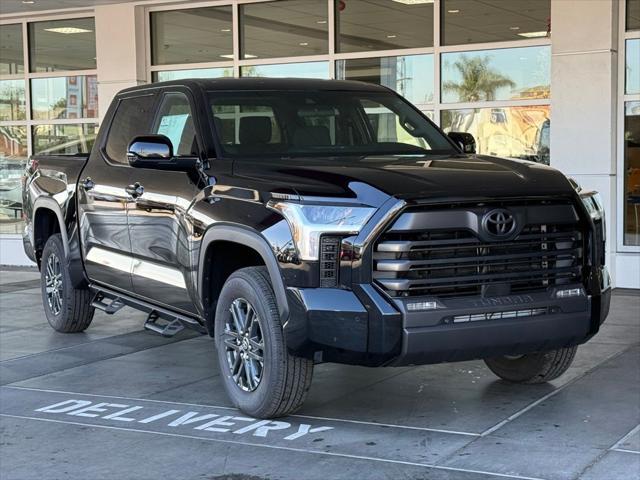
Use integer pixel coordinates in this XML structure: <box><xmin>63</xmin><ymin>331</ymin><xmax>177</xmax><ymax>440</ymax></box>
<box><xmin>240</xmin><ymin>61</ymin><xmax>329</xmax><ymax>79</ymax></box>
<box><xmin>336</xmin><ymin>0</ymin><xmax>434</xmax><ymax>53</ymax></box>
<box><xmin>105</xmin><ymin>95</ymin><xmax>156</xmax><ymax>164</ymax></box>
<box><xmin>441</xmin><ymin>46</ymin><xmax>550</xmax><ymax>103</ymax></box>
<box><xmin>628</xmin><ymin>0</ymin><xmax>640</xmax><ymax>31</ymax></box>
<box><xmin>153</xmin><ymin>93</ymin><xmax>197</xmax><ymax>156</ymax></box>
<box><xmin>31</xmin><ymin>75</ymin><xmax>99</xmax><ymax>120</ymax></box>
<box><xmin>0</xmin><ymin>80</ymin><xmax>26</xmax><ymax>121</ymax></box>
<box><xmin>442</xmin><ymin>0</ymin><xmax>550</xmax><ymax>46</ymax></box>
<box><xmin>336</xmin><ymin>54</ymin><xmax>434</xmax><ymax>107</ymax></box>
<box><xmin>150</xmin><ymin>7</ymin><xmax>232</xmax><ymax>65</ymax></box>
<box><xmin>441</xmin><ymin>105</ymin><xmax>550</xmax><ymax>162</ymax></box>
<box><xmin>623</xmin><ymin>101</ymin><xmax>640</xmax><ymax>246</ymax></box>
<box><xmin>33</xmin><ymin>123</ymin><xmax>97</xmax><ymax>155</ymax></box>
<box><xmin>240</xmin><ymin>0</ymin><xmax>328</xmax><ymax>59</ymax></box>
<box><xmin>626</xmin><ymin>39</ymin><xmax>640</xmax><ymax>95</ymax></box>
<box><xmin>0</xmin><ymin>24</ymin><xmax>24</xmax><ymax>75</ymax></box>
<box><xmin>28</xmin><ymin>18</ymin><xmax>96</xmax><ymax>72</ymax></box>
<box><xmin>208</xmin><ymin>90</ymin><xmax>454</xmax><ymax>158</ymax></box>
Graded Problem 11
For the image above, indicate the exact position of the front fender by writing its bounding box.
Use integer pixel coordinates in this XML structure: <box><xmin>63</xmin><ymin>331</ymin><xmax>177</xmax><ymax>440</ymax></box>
<box><xmin>197</xmin><ymin>224</ymin><xmax>290</xmax><ymax>322</ymax></box>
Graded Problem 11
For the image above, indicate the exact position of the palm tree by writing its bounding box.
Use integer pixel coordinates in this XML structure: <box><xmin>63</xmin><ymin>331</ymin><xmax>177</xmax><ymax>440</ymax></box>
<box><xmin>443</xmin><ymin>55</ymin><xmax>516</xmax><ymax>103</ymax></box>
<box><xmin>443</xmin><ymin>55</ymin><xmax>516</xmax><ymax>132</ymax></box>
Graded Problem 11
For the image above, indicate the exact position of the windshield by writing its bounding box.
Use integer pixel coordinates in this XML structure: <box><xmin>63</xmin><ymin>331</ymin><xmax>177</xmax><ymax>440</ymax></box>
<box><xmin>208</xmin><ymin>90</ymin><xmax>455</xmax><ymax>158</ymax></box>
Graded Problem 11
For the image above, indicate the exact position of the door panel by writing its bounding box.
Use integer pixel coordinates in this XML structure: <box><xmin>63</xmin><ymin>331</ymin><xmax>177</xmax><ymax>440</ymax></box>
<box><xmin>78</xmin><ymin>93</ymin><xmax>157</xmax><ymax>293</ymax></box>
<box><xmin>78</xmin><ymin>154</ymin><xmax>134</xmax><ymax>291</ymax></box>
<box><xmin>128</xmin><ymin>92</ymin><xmax>199</xmax><ymax>313</ymax></box>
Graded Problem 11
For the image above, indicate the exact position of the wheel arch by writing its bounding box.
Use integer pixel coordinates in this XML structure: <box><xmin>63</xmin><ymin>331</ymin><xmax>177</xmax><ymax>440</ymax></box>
<box><xmin>198</xmin><ymin>225</ymin><xmax>290</xmax><ymax>332</ymax></box>
<box><xmin>33</xmin><ymin>198</ymin><xmax>69</xmax><ymax>262</ymax></box>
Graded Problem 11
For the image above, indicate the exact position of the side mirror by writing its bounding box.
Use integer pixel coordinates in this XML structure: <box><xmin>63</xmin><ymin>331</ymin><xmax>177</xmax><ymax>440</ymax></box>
<box><xmin>127</xmin><ymin>135</ymin><xmax>199</xmax><ymax>171</ymax></box>
<box><xmin>448</xmin><ymin>132</ymin><xmax>476</xmax><ymax>154</ymax></box>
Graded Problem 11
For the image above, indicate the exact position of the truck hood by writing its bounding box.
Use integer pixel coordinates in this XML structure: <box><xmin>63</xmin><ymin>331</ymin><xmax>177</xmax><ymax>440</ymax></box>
<box><xmin>233</xmin><ymin>154</ymin><xmax>576</xmax><ymax>207</ymax></box>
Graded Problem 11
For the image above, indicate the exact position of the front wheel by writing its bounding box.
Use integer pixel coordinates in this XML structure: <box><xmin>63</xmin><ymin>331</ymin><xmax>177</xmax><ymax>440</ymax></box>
<box><xmin>484</xmin><ymin>346</ymin><xmax>578</xmax><ymax>384</ymax></box>
<box><xmin>40</xmin><ymin>233</ymin><xmax>94</xmax><ymax>333</ymax></box>
<box><xmin>214</xmin><ymin>266</ymin><xmax>313</xmax><ymax>418</ymax></box>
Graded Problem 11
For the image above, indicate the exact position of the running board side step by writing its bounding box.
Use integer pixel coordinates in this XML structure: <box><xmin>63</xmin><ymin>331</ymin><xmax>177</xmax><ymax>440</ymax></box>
<box><xmin>91</xmin><ymin>293</ymin><xmax>125</xmax><ymax>314</ymax></box>
<box><xmin>89</xmin><ymin>284</ymin><xmax>207</xmax><ymax>337</ymax></box>
<box><xmin>144</xmin><ymin>312</ymin><xmax>185</xmax><ymax>337</ymax></box>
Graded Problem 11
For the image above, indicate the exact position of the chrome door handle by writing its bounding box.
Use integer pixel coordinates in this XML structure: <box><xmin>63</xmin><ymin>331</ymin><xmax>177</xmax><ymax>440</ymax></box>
<box><xmin>81</xmin><ymin>178</ymin><xmax>95</xmax><ymax>191</ymax></box>
<box><xmin>125</xmin><ymin>182</ymin><xmax>144</xmax><ymax>198</ymax></box>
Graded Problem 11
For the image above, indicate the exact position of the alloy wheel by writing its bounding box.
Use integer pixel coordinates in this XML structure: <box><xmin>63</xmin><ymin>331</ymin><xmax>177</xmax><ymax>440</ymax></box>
<box><xmin>224</xmin><ymin>298</ymin><xmax>265</xmax><ymax>392</ymax></box>
<box><xmin>45</xmin><ymin>252</ymin><xmax>63</xmax><ymax>316</ymax></box>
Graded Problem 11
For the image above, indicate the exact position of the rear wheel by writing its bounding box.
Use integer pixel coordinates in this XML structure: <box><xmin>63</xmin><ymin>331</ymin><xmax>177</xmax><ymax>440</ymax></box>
<box><xmin>214</xmin><ymin>266</ymin><xmax>313</xmax><ymax>418</ymax></box>
<box><xmin>484</xmin><ymin>346</ymin><xmax>578</xmax><ymax>384</ymax></box>
<box><xmin>40</xmin><ymin>234</ymin><xmax>94</xmax><ymax>333</ymax></box>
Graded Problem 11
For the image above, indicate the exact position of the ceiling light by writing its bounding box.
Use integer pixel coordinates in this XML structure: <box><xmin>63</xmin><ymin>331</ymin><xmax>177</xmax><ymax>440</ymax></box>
<box><xmin>447</xmin><ymin>9</ymin><xmax>460</xmax><ymax>13</ymax></box>
<box><xmin>391</xmin><ymin>0</ymin><xmax>434</xmax><ymax>5</ymax></box>
<box><xmin>22</xmin><ymin>1</ymin><xmax>35</xmax><ymax>4</ymax></box>
<box><xmin>44</xmin><ymin>27</ymin><xmax>92</xmax><ymax>34</ymax></box>
<box><xmin>299</xmin><ymin>42</ymin><xmax>309</xmax><ymax>46</ymax></box>
<box><xmin>518</xmin><ymin>31</ymin><xmax>548</xmax><ymax>38</ymax></box>
<box><xmin>220</xmin><ymin>28</ymin><xmax>231</xmax><ymax>32</ymax></box>
<box><xmin>386</xmin><ymin>35</ymin><xmax>397</xmax><ymax>38</ymax></box>
<box><xmin>316</xmin><ymin>20</ymin><xmax>327</xmax><ymax>24</ymax></box>
<box><xmin>509</xmin><ymin>26</ymin><xmax>520</xmax><ymax>30</ymax></box>
<box><xmin>219</xmin><ymin>54</ymin><xmax>234</xmax><ymax>59</ymax></box>
<box><xmin>244</xmin><ymin>54</ymin><xmax>258</xmax><ymax>59</ymax></box>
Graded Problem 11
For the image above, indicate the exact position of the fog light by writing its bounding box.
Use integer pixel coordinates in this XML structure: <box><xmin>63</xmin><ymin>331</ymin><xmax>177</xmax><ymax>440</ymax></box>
<box><xmin>556</xmin><ymin>288</ymin><xmax>583</xmax><ymax>298</ymax></box>
<box><xmin>407</xmin><ymin>301</ymin><xmax>438</xmax><ymax>311</ymax></box>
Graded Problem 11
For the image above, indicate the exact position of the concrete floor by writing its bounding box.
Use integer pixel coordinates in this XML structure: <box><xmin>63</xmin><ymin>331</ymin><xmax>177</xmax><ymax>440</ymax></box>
<box><xmin>0</xmin><ymin>268</ymin><xmax>638</xmax><ymax>480</ymax></box>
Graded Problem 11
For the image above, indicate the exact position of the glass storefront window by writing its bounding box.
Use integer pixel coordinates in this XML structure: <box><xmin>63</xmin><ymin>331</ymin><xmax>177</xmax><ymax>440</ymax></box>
<box><xmin>241</xmin><ymin>61</ymin><xmax>329</xmax><ymax>79</ymax></box>
<box><xmin>240</xmin><ymin>0</ymin><xmax>328</xmax><ymax>60</ymax></box>
<box><xmin>153</xmin><ymin>67</ymin><xmax>234</xmax><ymax>82</ymax></box>
<box><xmin>626</xmin><ymin>39</ymin><xmax>640</xmax><ymax>95</ymax></box>
<box><xmin>441</xmin><ymin>105</ymin><xmax>550</xmax><ymax>164</ymax></box>
<box><xmin>31</xmin><ymin>75</ymin><xmax>98</xmax><ymax>120</ymax></box>
<box><xmin>0</xmin><ymin>80</ymin><xmax>26</xmax><ymax>121</ymax></box>
<box><xmin>28</xmin><ymin>18</ymin><xmax>96</xmax><ymax>72</ymax></box>
<box><xmin>336</xmin><ymin>54</ymin><xmax>434</xmax><ymax>108</ymax></box>
<box><xmin>442</xmin><ymin>0</ymin><xmax>550</xmax><ymax>46</ymax></box>
<box><xmin>32</xmin><ymin>123</ymin><xmax>97</xmax><ymax>155</ymax></box>
<box><xmin>441</xmin><ymin>46</ymin><xmax>550</xmax><ymax>103</ymax></box>
<box><xmin>151</xmin><ymin>7</ymin><xmax>233</xmax><ymax>66</ymax></box>
<box><xmin>627</xmin><ymin>0</ymin><xmax>640</xmax><ymax>31</ymax></box>
<box><xmin>0</xmin><ymin>24</ymin><xmax>24</xmax><ymax>75</ymax></box>
<box><xmin>624</xmin><ymin>102</ymin><xmax>640</xmax><ymax>246</ymax></box>
<box><xmin>336</xmin><ymin>0</ymin><xmax>433</xmax><ymax>53</ymax></box>
<box><xmin>0</xmin><ymin>126</ymin><xmax>28</xmax><ymax>234</ymax></box>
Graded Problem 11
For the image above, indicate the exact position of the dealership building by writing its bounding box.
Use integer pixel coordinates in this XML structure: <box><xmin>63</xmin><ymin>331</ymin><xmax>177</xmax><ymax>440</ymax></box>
<box><xmin>0</xmin><ymin>0</ymin><xmax>638</xmax><ymax>288</ymax></box>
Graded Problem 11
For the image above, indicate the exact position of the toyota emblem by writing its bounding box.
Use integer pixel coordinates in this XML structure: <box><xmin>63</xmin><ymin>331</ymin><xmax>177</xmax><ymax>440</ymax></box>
<box><xmin>482</xmin><ymin>209</ymin><xmax>516</xmax><ymax>238</ymax></box>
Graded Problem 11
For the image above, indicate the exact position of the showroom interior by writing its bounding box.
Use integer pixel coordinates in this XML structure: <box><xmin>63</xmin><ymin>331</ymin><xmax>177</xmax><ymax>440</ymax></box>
<box><xmin>0</xmin><ymin>0</ymin><xmax>639</xmax><ymax>288</ymax></box>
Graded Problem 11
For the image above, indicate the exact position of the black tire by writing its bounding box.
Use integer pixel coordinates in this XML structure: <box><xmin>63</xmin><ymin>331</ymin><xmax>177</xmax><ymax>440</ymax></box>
<box><xmin>214</xmin><ymin>266</ymin><xmax>313</xmax><ymax>418</ymax></box>
<box><xmin>484</xmin><ymin>346</ymin><xmax>578</xmax><ymax>384</ymax></box>
<box><xmin>40</xmin><ymin>234</ymin><xmax>94</xmax><ymax>333</ymax></box>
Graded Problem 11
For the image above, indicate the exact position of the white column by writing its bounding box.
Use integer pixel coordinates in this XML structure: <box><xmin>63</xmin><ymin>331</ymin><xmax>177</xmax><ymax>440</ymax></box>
<box><xmin>94</xmin><ymin>3</ymin><xmax>147</xmax><ymax>122</ymax></box>
<box><xmin>549</xmin><ymin>0</ymin><xmax>628</xmax><ymax>284</ymax></box>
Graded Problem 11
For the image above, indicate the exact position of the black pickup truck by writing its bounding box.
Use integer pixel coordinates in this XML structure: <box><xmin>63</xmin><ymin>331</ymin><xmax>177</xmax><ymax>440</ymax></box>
<box><xmin>22</xmin><ymin>78</ymin><xmax>611</xmax><ymax>418</ymax></box>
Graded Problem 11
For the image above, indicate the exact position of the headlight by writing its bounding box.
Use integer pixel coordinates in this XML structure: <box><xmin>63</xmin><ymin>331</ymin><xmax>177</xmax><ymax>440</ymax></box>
<box><xmin>580</xmin><ymin>190</ymin><xmax>604</xmax><ymax>221</ymax></box>
<box><xmin>268</xmin><ymin>201</ymin><xmax>376</xmax><ymax>260</ymax></box>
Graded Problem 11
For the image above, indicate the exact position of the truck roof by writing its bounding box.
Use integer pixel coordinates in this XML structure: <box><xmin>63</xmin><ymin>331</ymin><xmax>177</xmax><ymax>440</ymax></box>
<box><xmin>117</xmin><ymin>77</ymin><xmax>390</xmax><ymax>96</ymax></box>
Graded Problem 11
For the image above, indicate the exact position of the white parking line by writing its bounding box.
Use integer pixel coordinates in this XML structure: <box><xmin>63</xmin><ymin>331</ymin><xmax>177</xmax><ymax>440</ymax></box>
<box><xmin>480</xmin><ymin>347</ymin><xmax>633</xmax><ymax>437</ymax></box>
<box><xmin>610</xmin><ymin>448</ymin><xmax>640</xmax><ymax>455</ymax></box>
<box><xmin>3</xmin><ymin>385</ymin><xmax>480</xmax><ymax>437</ymax></box>
<box><xmin>610</xmin><ymin>423</ymin><xmax>640</xmax><ymax>451</ymax></box>
<box><xmin>0</xmin><ymin>413</ymin><xmax>547</xmax><ymax>480</ymax></box>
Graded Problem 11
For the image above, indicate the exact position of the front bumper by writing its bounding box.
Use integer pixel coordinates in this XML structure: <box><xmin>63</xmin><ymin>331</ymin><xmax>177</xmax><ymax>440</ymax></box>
<box><xmin>283</xmin><ymin>266</ymin><xmax>611</xmax><ymax>366</ymax></box>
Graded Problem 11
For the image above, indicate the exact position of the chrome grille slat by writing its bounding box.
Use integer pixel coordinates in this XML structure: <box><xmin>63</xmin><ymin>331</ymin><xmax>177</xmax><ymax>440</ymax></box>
<box><xmin>376</xmin><ymin>248</ymin><xmax>579</xmax><ymax>271</ymax></box>
<box><xmin>373</xmin><ymin>201</ymin><xmax>586</xmax><ymax>298</ymax></box>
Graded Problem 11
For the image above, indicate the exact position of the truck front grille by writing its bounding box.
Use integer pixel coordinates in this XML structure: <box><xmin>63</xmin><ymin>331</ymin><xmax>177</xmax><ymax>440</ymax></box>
<box><xmin>373</xmin><ymin>201</ymin><xmax>586</xmax><ymax>298</ymax></box>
